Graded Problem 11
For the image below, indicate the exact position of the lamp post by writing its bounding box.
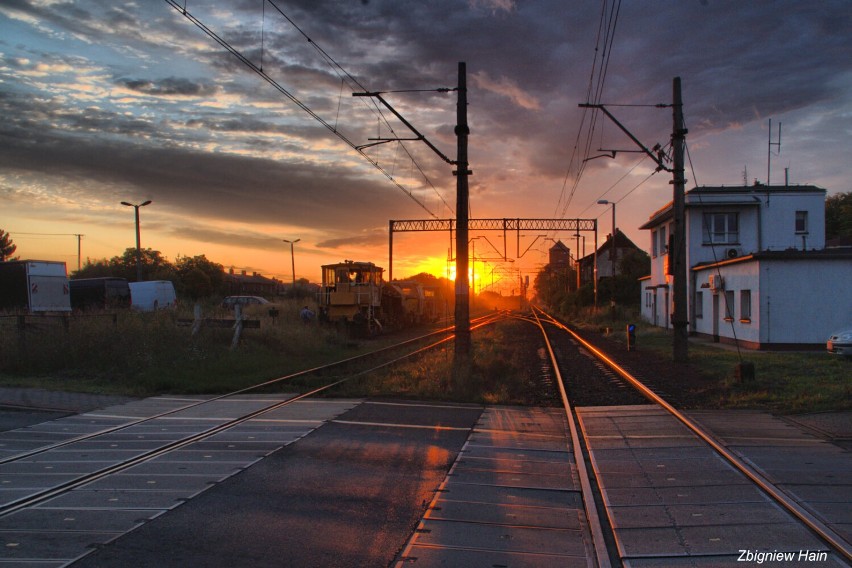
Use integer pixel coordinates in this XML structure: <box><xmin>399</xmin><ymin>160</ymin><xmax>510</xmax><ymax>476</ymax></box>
<box><xmin>597</xmin><ymin>200</ymin><xmax>617</xmax><ymax>277</ymax></box>
<box><xmin>121</xmin><ymin>200</ymin><xmax>151</xmax><ymax>282</ymax></box>
<box><xmin>573</xmin><ymin>232</ymin><xmax>583</xmax><ymax>291</ymax></box>
<box><xmin>282</xmin><ymin>238</ymin><xmax>300</xmax><ymax>292</ymax></box>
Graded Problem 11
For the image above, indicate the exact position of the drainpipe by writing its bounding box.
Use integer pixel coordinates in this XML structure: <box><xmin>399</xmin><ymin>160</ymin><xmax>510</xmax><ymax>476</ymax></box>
<box><xmin>752</xmin><ymin>196</ymin><xmax>763</xmax><ymax>252</ymax></box>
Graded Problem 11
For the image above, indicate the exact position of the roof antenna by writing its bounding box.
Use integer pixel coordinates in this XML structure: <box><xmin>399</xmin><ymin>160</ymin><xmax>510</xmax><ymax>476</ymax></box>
<box><xmin>767</xmin><ymin>118</ymin><xmax>781</xmax><ymax>186</ymax></box>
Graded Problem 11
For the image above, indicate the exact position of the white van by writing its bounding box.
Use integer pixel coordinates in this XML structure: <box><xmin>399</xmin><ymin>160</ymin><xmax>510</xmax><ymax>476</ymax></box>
<box><xmin>129</xmin><ymin>281</ymin><xmax>177</xmax><ymax>311</ymax></box>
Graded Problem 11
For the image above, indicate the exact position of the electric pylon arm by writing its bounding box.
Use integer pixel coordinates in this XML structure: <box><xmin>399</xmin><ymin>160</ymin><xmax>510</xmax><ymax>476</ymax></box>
<box><xmin>579</xmin><ymin>103</ymin><xmax>673</xmax><ymax>172</ymax></box>
<box><xmin>354</xmin><ymin>91</ymin><xmax>455</xmax><ymax>165</ymax></box>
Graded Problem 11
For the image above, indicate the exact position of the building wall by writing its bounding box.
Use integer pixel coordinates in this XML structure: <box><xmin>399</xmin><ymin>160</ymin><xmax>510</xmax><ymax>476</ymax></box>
<box><xmin>641</xmin><ymin>284</ymin><xmax>669</xmax><ymax>329</ymax></box>
<box><xmin>641</xmin><ymin>185</ymin><xmax>831</xmax><ymax>347</ymax></box>
<box><xmin>692</xmin><ymin>257</ymin><xmax>852</xmax><ymax>347</ymax></box>
<box><xmin>758</xmin><ymin>191</ymin><xmax>826</xmax><ymax>251</ymax></box>
<box><xmin>648</xmin><ymin>221</ymin><xmax>672</xmax><ymax>285</ymax></box>
<box><xmin>692</xmin><ymin>262</ymin><xmax>760</xmax><ymax>345</ymax></box>
<box><xmin>757</xmin><ymin>259</ymin><xmax>850</xmax><ymax>344</ymax></box>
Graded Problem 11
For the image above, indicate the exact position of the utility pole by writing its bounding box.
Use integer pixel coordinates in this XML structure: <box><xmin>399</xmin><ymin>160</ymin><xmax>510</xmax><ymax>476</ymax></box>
<box><xmin>74</xmin><ymin>234</ymin><xmax>84</xmax><ymax>272</ymax></box>
<box><xmin>671</xmin><ymin>77</ymin><xmax>689</xmax><ymax>362</ymax></box>
<box><xmin>121</xmin><ymin>200</ymin><xmax>152</xmax><ymax>282</ymax></box>
<box><xmin>353</xmin><ymin>63</ymin><xmax>470</xmax><ymax>362</ymax></box>
<box><xmin>282</xmin><ymin>238</ymin><xmax>300</xmax><ymax>291</ymax></box>
<box><xmin>579</xmin><ymin>76</ymin><xmax>689</xmax><ymax>362</ymax></box>
<box><xmin>454</xmin><ymin>62</ymin><xmax>471</xmax><ymax>359</ymax></box>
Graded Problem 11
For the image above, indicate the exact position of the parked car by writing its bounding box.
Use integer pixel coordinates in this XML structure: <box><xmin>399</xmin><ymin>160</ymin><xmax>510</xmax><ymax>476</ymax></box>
<box><xmin>222</xmin><ymin>295</ymin><xmax>270</xmax><ymax>308</ymax></box>
<box><xmin>222</xmin><ymin>295</ymin><xmax>279</xmax><ymax>317</ymax></box>
<box><xmin>826</xmin><ymin>328</ymin><xmax>852</xmax><ymax>358</ymax></box>
<box><xmin>129</xmin><ymin>281</ymin><xmax>177</xmax><ymax>311</ymax></box>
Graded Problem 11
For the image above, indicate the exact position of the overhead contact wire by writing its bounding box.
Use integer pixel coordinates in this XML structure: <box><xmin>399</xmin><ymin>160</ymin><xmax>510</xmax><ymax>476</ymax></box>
<box><xmin>164</xmin><ymin>0</ymin><xmax>439</xmax><ymax>218</ymax></box>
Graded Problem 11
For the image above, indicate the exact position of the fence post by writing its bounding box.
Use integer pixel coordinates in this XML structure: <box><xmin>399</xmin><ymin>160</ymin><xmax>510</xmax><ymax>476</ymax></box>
<box><xmin>192</xmin><ymin>303</ymin><xmax>203</xmax><ymax>337</ymax></box>
<box><xmin>231</xmin><ymin>304</ymin><xmax>243</xmax><ymax>350</ymax></box>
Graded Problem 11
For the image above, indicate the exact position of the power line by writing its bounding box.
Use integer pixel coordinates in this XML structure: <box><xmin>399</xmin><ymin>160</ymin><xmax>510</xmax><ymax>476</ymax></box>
<box><xmin>164</xmin><ymin>0</ymin><xmax>451</xmax><ymax>219</ymax></box>
<box><xmin>9</xmin><ymin>232</ymin><xmax>80</xmax><ymax>236</ymax></box>
<box><xmin>554</xmin><ymin>0</ymin><xmax>622</xmax><ymax>222</ymax></box>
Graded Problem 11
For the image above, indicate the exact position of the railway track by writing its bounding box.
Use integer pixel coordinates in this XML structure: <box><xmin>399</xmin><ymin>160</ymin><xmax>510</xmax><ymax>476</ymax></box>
<box><xmin>530</xmin><ymin>306</ymin><xmax>851</xmax><ymax>566</ymax></box>
<box><xmin>0</xmin><ymin>308</ymin><xmax>847</xmax><ymax>566</ymax></box>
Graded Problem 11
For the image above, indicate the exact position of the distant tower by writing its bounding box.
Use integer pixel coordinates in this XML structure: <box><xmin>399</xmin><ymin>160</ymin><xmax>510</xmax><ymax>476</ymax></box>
<box><xmin>548</xmin><ymin>240</ymin><xmax>571</xmax><ymax>268</ymax></box>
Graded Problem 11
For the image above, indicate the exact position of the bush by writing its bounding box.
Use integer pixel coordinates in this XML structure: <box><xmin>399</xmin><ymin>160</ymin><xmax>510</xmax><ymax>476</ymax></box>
<box><xmin>0</xmin><ymin>299</ymin><xmax>338</xmax><ymax>395</ymax></box>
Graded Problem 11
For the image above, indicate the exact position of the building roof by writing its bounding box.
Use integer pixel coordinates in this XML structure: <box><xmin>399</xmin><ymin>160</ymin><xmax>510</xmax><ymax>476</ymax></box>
<box><xmin>691</xmin><ymin>248</ymin><xmax>852</xmax><ymax>272</ymax></box>
<box><xmin>639</xmin><ymin>184</ymin><xmax>827</xmax><ymax>230</ymax></box>
<box><xmin>578</xmin><ymin>229</ymin><xmax>642</xmax><ymax>263</ymax></box>
<box><xmin>688</xmin><ymin>183</ymin><xmax>825</xmax><ymax>195</ymax></box>
<box><xmin>549</xmin><ymin>240</ymin><xmax>570</xmax><ymax>252</ymax></box>
<box><xmin>226</xmin><ymin>271</ymin><xmax>277</xmax><ymax>285</ymax></box>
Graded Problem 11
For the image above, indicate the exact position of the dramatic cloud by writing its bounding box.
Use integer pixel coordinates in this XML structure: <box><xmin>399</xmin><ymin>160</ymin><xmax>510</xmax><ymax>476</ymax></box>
<box><xmin>2</xmin><ymin>0</ymin><xmax>850</xmax><ymax>281</ymax></box>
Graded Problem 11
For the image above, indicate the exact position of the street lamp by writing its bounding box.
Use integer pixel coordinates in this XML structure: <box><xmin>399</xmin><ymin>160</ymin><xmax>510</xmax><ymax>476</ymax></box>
<box><xmin>597</xmin><ymin>199</ymin><xmax>617</xmax><ymax>277</ymax></box>
<box><xmin>573</xmin><ymin>232</ymin><xmax>585</xmax><ymax>291</ymax></box>
<box><xmin>282</xmin><ymin>238</ymin><xmax>301</xmax><ymax>292</ymax></box>
<box><xmin>121</xmin><ymin>200</ymin><xmax>152</xmax><ymax>282</ymax></box>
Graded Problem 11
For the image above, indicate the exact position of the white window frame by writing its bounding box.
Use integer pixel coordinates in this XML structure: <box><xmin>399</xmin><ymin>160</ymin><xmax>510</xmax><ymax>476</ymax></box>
<box><xmin>740</xmin><ymin>290</ymin><xmax>752</xmax><ymax>322</ymax></box>
<box><xmin>724</xmin><ymin>290</ymin><xmax>735</xmax><ymax>320</ymax></box>
<box><xmin>703</xmin><ymin>213</ymin><xmax>739</xmax><ymax>244</ymax></box>
<box><xmin>795</xmin><ymin>211</ymin><xmax>808</xmax><ymax>234</ymax></box>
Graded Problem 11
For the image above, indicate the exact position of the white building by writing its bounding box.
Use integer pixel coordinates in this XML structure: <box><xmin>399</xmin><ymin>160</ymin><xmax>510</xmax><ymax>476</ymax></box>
<box><xmin>639</xmin><ymin>184</ymin><xmax>852</xmax><ymax>349</ymax></box>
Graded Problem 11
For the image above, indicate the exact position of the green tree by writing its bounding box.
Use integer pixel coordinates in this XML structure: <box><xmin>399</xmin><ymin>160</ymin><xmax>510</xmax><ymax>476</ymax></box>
<box><xmin>71</xmin><ymin>258</ymin><xmax>114</xmax><ymax>279</ymax></box>
<box><xmin>112</xmin><ymin>248</ymin><xmax>176</xmax><ymax>282</ymax></box>
<box><xmin>181</xmin><ymin>268</ymin><xmax>213</xmax><ymax>300</ymax></box>
<box><xmin>533</xmin><ymin>265</ymin><xmax>576</xmax><ymax>308</ymax></box>
<box><xmin>606</xmin><ymin>249</ymin><xmax>652</xmax><ymax>306</ymax></box>
<box><xmin>0</xmin><ymin>229</ymin><xmax>17</xmax><ymax>261</ymax></box>
<box><xmin>175</xmin><ymin>254</ymin><xmax>225</xmax><ymax>298</ymax></box>
<box><xmin>826</xmin><ymin>191</ymin><xmax>852</xmax><ymax>242</ymax></box>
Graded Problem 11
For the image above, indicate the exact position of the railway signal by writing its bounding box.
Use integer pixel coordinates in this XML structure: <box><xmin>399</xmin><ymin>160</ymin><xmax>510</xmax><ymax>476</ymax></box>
<box><xmin>626</xmin><ymin>323</ymin><xmax>636</xmax><ymax>351</ymax></box>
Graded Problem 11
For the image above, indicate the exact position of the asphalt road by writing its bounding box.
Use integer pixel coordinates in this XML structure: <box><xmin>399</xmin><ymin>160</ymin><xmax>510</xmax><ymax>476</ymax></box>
<box><xmin>0</xmin><ymin>408</ymin><xmax>70</xmax><ymax>432</ymax></box>
<box><xmin>69</xmin><ymin>400</ymin><xmax>483</xmax><ymax>568</ymax></box>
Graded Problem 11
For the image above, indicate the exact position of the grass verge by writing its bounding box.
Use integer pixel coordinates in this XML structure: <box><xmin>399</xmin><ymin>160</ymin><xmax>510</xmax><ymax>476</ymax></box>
<box><xmin>589</xmin><ymin>318</ymin><xmax>851</xmax><ymax>414</ymax></box>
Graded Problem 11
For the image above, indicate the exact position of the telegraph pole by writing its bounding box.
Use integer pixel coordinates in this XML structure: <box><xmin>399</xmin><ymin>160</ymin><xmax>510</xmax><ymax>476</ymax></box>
<box><xmin>454</xmin><ymin>62</ymin><xmax>471</xmax><ymax>359</ymax></box>
<box><xmin>671</xmin><ymin>77</ymin><xmax>689</xmax><ymax>362</ymax></box>
<box><xmin>579</xmin><ymin>76</ymin><xmax>689</xmax><ymax>362</ymax></box>
<box><xmin>353</xmin><ymin>64</ymin><xmax>471</xmax><ymax>362</ymax></box>
<box><xmin>74</xmin><ymin>234</ymin><xmax>84</xmax><ymax>272</ymax></box>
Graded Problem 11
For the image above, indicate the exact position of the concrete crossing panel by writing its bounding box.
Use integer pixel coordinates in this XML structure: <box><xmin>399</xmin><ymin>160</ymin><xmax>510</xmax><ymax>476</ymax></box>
<box><xmin>578</xmin><ymin>405</ymin><xmax>849</xmax><ymax>565</ymax></box>
<box><xmin>394</xmin><ymin>407</ymin><xmax>595</xmax><ymax>567</ymax></box>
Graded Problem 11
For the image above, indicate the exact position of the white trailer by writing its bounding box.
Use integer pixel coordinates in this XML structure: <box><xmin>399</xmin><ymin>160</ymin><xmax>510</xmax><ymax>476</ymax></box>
<box><xmin>0</xmin><ymin>260</ymin><xmax>72</xmax><ymax>313</ymax></box>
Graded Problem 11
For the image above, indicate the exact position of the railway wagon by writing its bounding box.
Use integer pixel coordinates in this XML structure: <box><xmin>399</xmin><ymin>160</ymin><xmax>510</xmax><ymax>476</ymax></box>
<box><xmin>383</xmin><ymin>281</ymin><xmax>445</xmax><ymax>325</ymax></box>
<box><xmin>318</xmin><ymin>261</ymin><xmax>385</xmax><ymax>334</ymax></box>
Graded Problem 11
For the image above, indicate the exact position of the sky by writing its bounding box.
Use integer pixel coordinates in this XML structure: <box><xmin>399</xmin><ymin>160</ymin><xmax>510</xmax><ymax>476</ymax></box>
<box><xmin>2</xmin><ymin>0</ymin><xmax>850</xmax><ymax>292</ymax></box>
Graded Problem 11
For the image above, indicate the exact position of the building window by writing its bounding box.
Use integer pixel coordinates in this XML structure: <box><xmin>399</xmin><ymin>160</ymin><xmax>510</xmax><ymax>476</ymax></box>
<box><xmin>795</xmin><ymin>211</ymin><xmax>808</xmax><ymax>234</ymax></box>
<box><xmin>695</xmin><ymin>291</ymin><xmax>703</xmax><ymax>319</ymax></box>
<box><xmin>740</xmin><ymin>290</ymin><xmax>751</xmax><ymax>322</ymax></box>
<box><xmin>703</xmin><ymin>213</ymin><xmax>739</xmax><ymax>244</ymax></box>
<box><xmin>724</xmin><ymin>290</ymin><xmax>735</xmax><ymax>321</ymax></box>
<box><xmin>659</xmin><ymin>225</ymin><xmax>668</xmax><ymax>255</ymax></box>
<box><xmin>651</xmin><ymin>230</ymin><xmax>658</xmax><ymax>257</ymax></box>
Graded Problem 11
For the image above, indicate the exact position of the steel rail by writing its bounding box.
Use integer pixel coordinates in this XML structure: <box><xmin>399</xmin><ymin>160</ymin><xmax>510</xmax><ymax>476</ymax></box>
<box><xmin>0</xmin><ymin>312</ymin><xmax>508</xmax><ymax>518</ymax></box>
<box><xmin>526</xmin><ymin>310</ymin><xmax>613</xmax><ymax>568</ymax></box>
<box><xmin>532</xmin><ymin>305</ymin><xmax>852</xmax><ymax>563</ymax></box>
